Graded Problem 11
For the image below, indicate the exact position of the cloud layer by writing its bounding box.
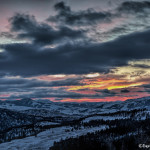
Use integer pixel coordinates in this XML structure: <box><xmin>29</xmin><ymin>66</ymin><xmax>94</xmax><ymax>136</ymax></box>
<box><xmin>1</xmin><ymin>1</ymin><xmax>150</xmax><ymax>101</ymax></box>
<box><xmin>48</xmin><ymin>1</ymin><xmax>112</xmax><ymax>25</ymax></box>
<box><xmin>1</xmin><ymin>28</ymin><xmax>150</xmax><ymax>76</ymax></box>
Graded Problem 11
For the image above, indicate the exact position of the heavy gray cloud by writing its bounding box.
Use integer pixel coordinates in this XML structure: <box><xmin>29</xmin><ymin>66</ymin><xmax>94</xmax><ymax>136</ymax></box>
<box><xmin>8</xmin><ymin>13</ymin><xmax>85</xmax><ymax>45</ymax></box>
<box><xmin>0</xmin><ymin>76</ymin><xmax>84</xmax><ymax>92</ymax></box>
<box><xmin>0</xmin><ymin>76</ymin><xmax>119</xmax><ymax>100</ymax></box>
<box><xmin>48</xmin><ymin>1</ymin><xmax>150</xmax><ymax>26</ymax></box>
<box><xmin>1</xmin><ymin>28</ymin><xmax>150</xmax><ymax>76</ymax></box>
<box><xmin>48</xmin><ymin>1</ymin><xmax>112</xmax><ymax>26</ymax></box>
<box><xmin>1</xmin><ymin>1</ymin><xmax>150</xmax><ymax>100</ymax></box>
<box><xmin>118</xmin><ymin>1</ymin><xmax>150</xmax><ymax>13</ymax></box>
<box><xmin>121</xmin><ymin>89</ymin><xmax>130</xmax><ymax>93</ymax></box>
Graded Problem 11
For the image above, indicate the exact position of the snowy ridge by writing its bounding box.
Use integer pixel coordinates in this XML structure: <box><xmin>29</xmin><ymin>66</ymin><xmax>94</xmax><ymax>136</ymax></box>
<box><xmin>0</xmin><ymin>97</ymin><xmax>150</xmax><ymax>149</ymax></box>
<box><xmin>0</xmin><ymin>96</ymin><xmax>150</xmax><ymax>116</ymax></box>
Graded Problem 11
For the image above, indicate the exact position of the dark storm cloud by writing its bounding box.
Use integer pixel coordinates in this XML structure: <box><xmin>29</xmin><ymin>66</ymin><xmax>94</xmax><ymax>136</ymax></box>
<box><xmin>143</xmin><ymin>84</ymin><xmax>150</xmax><ymax>88</ymax></box>
<box><xmin>47</xmin><ymin>1</ymin><xmax>150</xmax><ymax>26</ymax></box>
<box><xmin>9</xmin><ymin>13</ymin><xmax>85</xmax><ymax>45</ymax></box>
<box><xmin>2</xmin><ymin>28</ymin><xmax>150</xmax><ymax>76</ymax></box>
<box><xmin>2</xmin><ymin>1</ymin><xmax>150</xmax><ymax>76</ymax></box>
<box><xmin>118</xmin><ymin>1</ymin><xmax>150</xmax><ymax>13</ymax></box>
<box><xmin>48</xmin><ymin>1</ymin><xmax>112</xmax><ymax>25</ymax></box>
<box><xmin>0</xmin><ymin>77</ymin><xmax>88</xmax><ymax>100</ymax></box>
<box><xmin>95</xmin><ymin>89</ymin><xmax>117</xmax><ymax>96</ymax></box>
<box><xmin>0</xmin><ymin>78</ymin><xmax>115</xmax><ymax>99</ymax></box>
<box><xmin>137</xmin><ymin>84</ymin><xmax>150</xmax><ymax>93</ymax></box>
<box><xmin>0</xmin><ymin>77</ymin><xmax>83</xmax><ymax>92</ymax></box>
<box><xmin>140</xmin><ymin>84</ymin><xmax>150</xmax><ymax>89</ymax></box>
<box><xmin>23</xmin><ymin>78</ymin><xmax>84</xmax><ymax>88</ymax></box>
<box><xmin>6</xmin><ymin>87</ymin><xmax>118</xmax><ymax>100</ymax></box>
<box><xmin>121</xmin><ymin>89</ymin><xmax>130</xmax><ymax>93</ymax></box>
<box><xmin>131</xmin><ymin>64</ymin><xmax>150</xmax><ymax>69</ymax></box>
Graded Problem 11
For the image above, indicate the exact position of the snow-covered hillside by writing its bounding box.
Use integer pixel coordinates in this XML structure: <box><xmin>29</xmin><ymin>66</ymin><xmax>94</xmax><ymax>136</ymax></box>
<box><xmin>0</xmin><ymin>96</ymin><xmax>150</xmax><ymax>116</ymax></box>
<box><xmin>0</xmin><ymin>125</ymin><xmax>107</xmax><ymax>150</ymax></box>
<box><xmin>0</xmin><ymin>96</ymin><xmax>150</xmax><ymax>149</ymax></box>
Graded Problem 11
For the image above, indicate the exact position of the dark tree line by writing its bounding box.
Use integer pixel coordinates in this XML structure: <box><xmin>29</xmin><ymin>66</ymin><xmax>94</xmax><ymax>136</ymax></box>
<box><xmin>0</xmin><ymin>108</ymin><xmax>149</xmax><ymax>144</ymax></box>
<box><xmin>50</xmin><ymin>117</ymin><xmax>150</xmax><ymax>150</ymax></box>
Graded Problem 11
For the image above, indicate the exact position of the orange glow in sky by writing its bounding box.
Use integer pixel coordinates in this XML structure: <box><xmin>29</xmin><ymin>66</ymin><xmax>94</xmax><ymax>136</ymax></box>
<box><xmin>67</xmin><ymin>78</ymin><xmax>144</xmax><ymax>91</ymax></box>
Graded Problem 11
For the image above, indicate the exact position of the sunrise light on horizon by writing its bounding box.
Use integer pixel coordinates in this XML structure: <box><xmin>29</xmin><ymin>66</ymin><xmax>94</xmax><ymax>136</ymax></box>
<box><xmin>1</xmin><ymin>0</ymin><xmax>150</xmax><ymax>102</ymax></box>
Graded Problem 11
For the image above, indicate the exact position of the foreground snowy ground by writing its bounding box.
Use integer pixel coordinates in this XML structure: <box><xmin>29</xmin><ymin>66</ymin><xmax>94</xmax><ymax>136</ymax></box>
<box><xmin>1</xmin><ymin>97</ymin><xmax>150</xmax><ymax>150</ymax></box>
<box><xmin>82</xmin><ymin>116</ymin><xmax>130</xmax><ymax>123</ymax></box>
<box><xmin>0</xmin><ymin>125</ymin><xmax>107</xmax><ymax>150</ymax></box>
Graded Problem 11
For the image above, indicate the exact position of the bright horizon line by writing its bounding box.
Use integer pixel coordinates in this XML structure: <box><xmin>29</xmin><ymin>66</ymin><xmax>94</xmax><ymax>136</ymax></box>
<box><xmin>2</xmin><ymin>95</ymin><xmax>150</xmax><ymax>103</ymax></box>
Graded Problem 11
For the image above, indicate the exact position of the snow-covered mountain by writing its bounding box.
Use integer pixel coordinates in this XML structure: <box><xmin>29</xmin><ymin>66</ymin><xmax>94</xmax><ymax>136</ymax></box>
<box><xmin>0</xmin><ymin>97</ymin><xmax>150</xmax><ymax>149</ymax></box>
<box><xmin>0</xmin><ymin>96</ymin><xmax>150</xmax><ymax>116</ymax></box>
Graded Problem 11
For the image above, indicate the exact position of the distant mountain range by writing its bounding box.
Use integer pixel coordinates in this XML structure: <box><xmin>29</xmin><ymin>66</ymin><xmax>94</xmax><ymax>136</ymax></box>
<box><xmin>0</xmin><ymin>96</ymin><xmax>150</xmax><ymax>117</ymax></box>
<box><xmin>0</xmin><ymin>96</ymin><xmax>150</xmax><ymax>148</ymax></box>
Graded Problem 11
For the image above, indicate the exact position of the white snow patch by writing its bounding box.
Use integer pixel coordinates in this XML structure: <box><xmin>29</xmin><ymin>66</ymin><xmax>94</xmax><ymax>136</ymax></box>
<box><xmin>83</xmin><ymin>116</ymin><xmax>129</xmax><ymax>123</ymax></box>
<box><xmin>0</xmin><ymin>125</ymin><xmax>107</xmax><ymax>150</ymax></box>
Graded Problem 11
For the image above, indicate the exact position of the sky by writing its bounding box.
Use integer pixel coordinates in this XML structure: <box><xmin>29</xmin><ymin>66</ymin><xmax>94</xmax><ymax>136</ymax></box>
<box><xmin>1</xmin><ymin>0</ymin><xmax>150</xmax><ymax>102</ymax></box>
